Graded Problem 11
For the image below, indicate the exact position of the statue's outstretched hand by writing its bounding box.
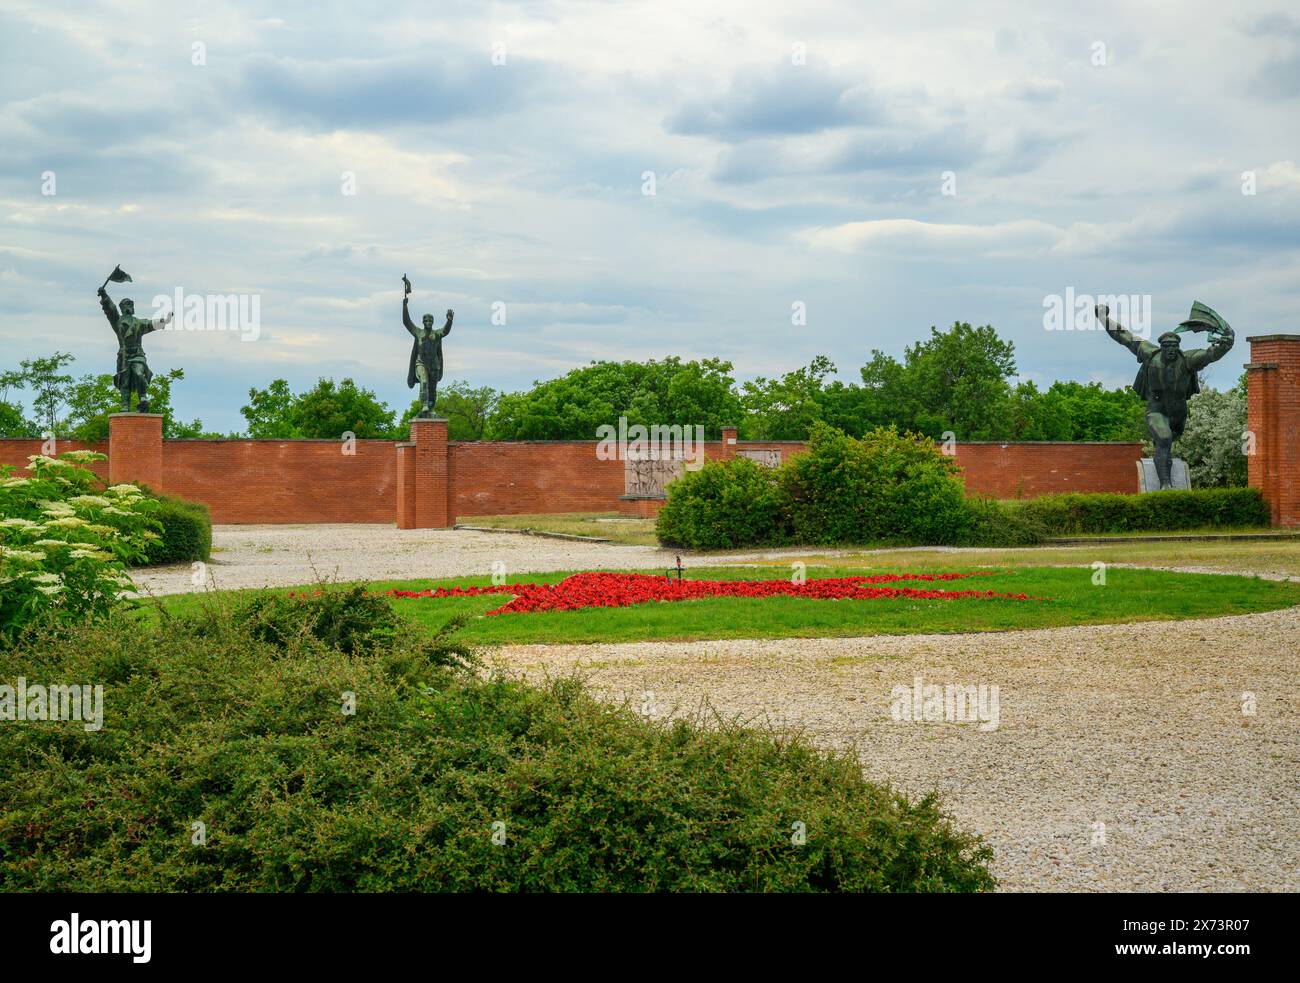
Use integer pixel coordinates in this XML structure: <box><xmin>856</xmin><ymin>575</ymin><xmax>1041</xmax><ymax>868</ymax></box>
<box><xmin>1094</xmin><ymin>303</ymin><xmax>1109</xmax><ymax>320</ymax></box>
<box><xmin>446</xmin><ymin>309</ymin><xmax>454</xmax><ymax>322</ymax></box>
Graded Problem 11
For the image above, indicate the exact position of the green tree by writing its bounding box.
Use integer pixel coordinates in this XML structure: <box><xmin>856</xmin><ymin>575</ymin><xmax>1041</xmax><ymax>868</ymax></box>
<box><xmin>489</xmin><ymin>357</ymin><xmax>742</xmax><ymax>440</ymax></box>
<box><xmin>1175</xmin><ymin>384</ymin><xmax>1248</xmax><ymax>487</ymax></box>
<box><xmin>19</xmin><ymin>353</ymin><xmax>75</xmax><ymax>436</ymax></box>
<box><xmin>398</xmin><ymin>380</ymin><xmax>499</xmax><ymax>440</ymax></box>
<box><xmin>287</xmin><ymin>378</ymin><xmax>396</xmax><ymax>439</ymax></box>
<box><xmin>240</xmin><ymin>379</ymin><xmax>300</xmax><ymax>438</ymax></box>
<box><xmin>900</xmin><ymin>322</ymin><xmax>1017</xmax><ymax>440</ymax></box>
<box><xmin>0</xmin><ymin>367</ymin><xmax>31</xmax><ymax>437</ymax></box>
<box><xmin>739</xmin><ymin>356</ymin><xmax>834</xmax><ymax>439</ymax></box>
<box><xmin>64</xmin><ymin>368</ymin><xmax>209</xmax><ymax>441</ymax></box>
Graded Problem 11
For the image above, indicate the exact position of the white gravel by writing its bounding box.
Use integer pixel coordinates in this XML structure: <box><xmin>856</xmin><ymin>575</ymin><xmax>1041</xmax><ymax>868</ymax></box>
<box><xmin>494</xmin><ymin>608</ymin><xmax>1300</xmax><ymax>892</ymax></box>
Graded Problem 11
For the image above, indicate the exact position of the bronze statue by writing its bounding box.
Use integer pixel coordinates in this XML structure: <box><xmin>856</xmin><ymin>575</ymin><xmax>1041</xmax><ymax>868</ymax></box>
<box><xmin>97</xmin><ymin>265</ymin><xmax>172</xmax><ymax>413</ymax></box>
<box><xmin>1097</xmin><ymin>300</ymin><xmax>1234</xmax><ymax>490</ymax></box>
<box><xmin>402</xmin><ymin>275</ymin><xmax>453</xmax><ymax>418</ymax></box>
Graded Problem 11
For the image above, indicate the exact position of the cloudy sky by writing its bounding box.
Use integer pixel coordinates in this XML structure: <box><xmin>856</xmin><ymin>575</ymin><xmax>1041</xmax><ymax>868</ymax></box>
<box><xmin>2</xmin><ymin>0</ymin><xmax>1298</xmax><ymax>433</ymax></box>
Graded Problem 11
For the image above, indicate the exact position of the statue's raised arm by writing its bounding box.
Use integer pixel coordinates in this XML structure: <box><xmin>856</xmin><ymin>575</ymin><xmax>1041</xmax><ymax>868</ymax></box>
<box><xmin>98</xmin><ymin>285</ymin><xmax>121</xmax><ymax>334</ymax></box>
<box><xmin>1095</xmin><ymin>303</ymin><xmax>1154</xmax><ymax>360</ymax></box>
<box><xmin>1179</xmin><ymin>303</ymin><xmax>1234</xmax><ymax>371</ymax></box>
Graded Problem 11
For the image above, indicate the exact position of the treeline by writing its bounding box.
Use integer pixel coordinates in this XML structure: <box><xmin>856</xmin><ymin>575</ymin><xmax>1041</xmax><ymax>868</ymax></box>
<box><xmin>485</xmin><ymin>322</ymin><xmax>1148</xmax><ymax>443</ymax></box>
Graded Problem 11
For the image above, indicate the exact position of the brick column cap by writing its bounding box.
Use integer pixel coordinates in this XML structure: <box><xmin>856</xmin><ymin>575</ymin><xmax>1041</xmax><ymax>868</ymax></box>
<box><xmin>1247</xmin><ymin>334</ymin><xmax>1300</xmax><ymax>343</ymax></box>
<box><xmin>1245</xmin><ymin>362</ymin><xmax>1279</xmax><ymax>371</ymax></box>
<box><xmin>108</xmin><ymin>412</ymin><xmax>164</xmax><ymax>419</ymax></box>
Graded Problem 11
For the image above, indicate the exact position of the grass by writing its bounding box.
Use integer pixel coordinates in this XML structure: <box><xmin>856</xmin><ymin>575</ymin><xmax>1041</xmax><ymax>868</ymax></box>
<box><xmin>761</xmin><ymin>541</ymin><xmax>1300</xmax><ymax>579</ymax></box>
<box><xmin>149</xmin><ymin>561</ymin><xmax>1300</xmax><ymax>646</ymax></box>
<box><xmin>459</xmin><ymin>511</ymin><xmax>658</xmax><ymax>545</ymax></box>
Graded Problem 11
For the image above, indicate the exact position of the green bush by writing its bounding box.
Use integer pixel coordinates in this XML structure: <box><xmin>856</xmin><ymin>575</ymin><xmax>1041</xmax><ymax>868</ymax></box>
<box><xmin>1011</xmin><ymin>487</ymin><xmax>1269</xmax><ymax>534</ymax></box>
<box><xmin>956</xmin><ymin>497</ymin><xmax>1047</xmax><ymax>547</ymax></box>
<box><xmin>656</xmin><ymin>456</ymin><xmax>793</xmax><ymax>550</ymax></box>
<box><xmin>783</xmin><ymin>423</ymin><xmax>975</xmax><ymax>546</ymax></box>
<box><xmin>141</xmin><ymin>495</ymin><xmax>211</xmax><ymax>565</ymax></box>
<box><xmin>0</xmin><ymin>589</ymin><xmax>995</xmax><ymax>892</ymax></box>
<box><xmin>218</xmin><ymin>583</ymin><xmax>476</xmax><ymax>670</ymax></box>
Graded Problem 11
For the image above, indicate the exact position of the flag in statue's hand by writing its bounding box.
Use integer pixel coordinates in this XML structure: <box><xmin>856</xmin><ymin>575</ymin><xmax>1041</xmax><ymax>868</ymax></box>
<box><xmin>107</xmin><ymin>265</ymin><xmax>133</xmax><ymax>284</ymax></box>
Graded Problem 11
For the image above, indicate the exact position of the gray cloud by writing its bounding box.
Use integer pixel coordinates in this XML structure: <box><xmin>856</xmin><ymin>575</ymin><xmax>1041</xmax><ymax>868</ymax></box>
<box><xmin>236</xmin><ymin>51</ymin><xmax>550</xmax><ymax>130</ymax></box>
<box><xmin>666</xmin><ymin>62</ymin><xmax>884</xmax><ymax>140</ymax></box>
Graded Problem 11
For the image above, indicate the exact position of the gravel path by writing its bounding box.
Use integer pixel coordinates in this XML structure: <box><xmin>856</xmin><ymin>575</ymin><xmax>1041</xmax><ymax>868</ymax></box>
<box><xmin>494</xmin><ymin>608</ymin><xmax>1300</xmax><ymax>892</ymax></box>
<box><xmin>130</xmin><ymin>523</ymin><xmax>826</xmax><ymax>595</ymax></box>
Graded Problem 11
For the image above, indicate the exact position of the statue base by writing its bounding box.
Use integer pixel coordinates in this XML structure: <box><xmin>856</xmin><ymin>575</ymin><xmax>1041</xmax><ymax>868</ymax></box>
<box><xmin>1136</xmin><ymin>458</ymin><xmax>1190</xmax><ymax>492</ymax></box>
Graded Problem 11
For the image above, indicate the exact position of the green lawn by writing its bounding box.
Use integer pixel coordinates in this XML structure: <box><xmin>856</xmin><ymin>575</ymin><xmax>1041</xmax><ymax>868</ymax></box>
<box><xmin>150</xmin><ymin>563</ymin><xmax>1300</xmax><ymax>646</ymax></box>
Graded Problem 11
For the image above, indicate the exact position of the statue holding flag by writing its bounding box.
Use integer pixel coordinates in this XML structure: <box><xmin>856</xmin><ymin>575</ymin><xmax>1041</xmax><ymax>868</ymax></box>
<box><xmin>97</xmin><ymin>265</ymin><xmax>172</xmax><ymax>413</ymax></box>
<box><xmin>1096</xmin><ymin>300</ymin><xmax>1235</xmax><ymax>490</ymax></box>
<box><xmin>401</xmin><ymin>274</ymin><xmax>453</xmax><ymax>418</ymax></box>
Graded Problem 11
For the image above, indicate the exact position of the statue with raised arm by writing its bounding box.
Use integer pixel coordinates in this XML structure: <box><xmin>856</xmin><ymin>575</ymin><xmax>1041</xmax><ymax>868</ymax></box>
<box><xmin>97</xmin><ymin>265</ymin><xmax>172</xmax><ymax>413</ymax></box>
<box><xmin>1096</xmin><ymin>300</ymin><xmax>1235</xmax><ymax>490</ymax></box>
<box><xmin>402</xmin><ymin>274</ymin><xmax>454</xmax><ymax>418</ymax></box>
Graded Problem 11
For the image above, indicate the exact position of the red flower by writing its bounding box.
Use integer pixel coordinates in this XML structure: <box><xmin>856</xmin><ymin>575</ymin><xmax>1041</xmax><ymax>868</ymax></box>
<box><xmin>386</xmin><ymin>571</ymin><xmax>1042</xmax><ymax>616</ymax></box>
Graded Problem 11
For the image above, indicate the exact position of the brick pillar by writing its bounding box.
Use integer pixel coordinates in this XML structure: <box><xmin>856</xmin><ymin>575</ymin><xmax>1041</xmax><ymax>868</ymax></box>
<box><xmin>394</xmin><ymin>442</ymin><xmax>416</xmax><ymax>529</ymax></box>
<box><xmin>108</xmin><ymin>413</ymin><xmax>163</xmax><ymax>491</ymax></box>
<box><xmin>408</xmin><ymin>417</ymin><xmax>451</xmax><ymax>528</ymax></box>
<box><xmin>720</xmin><ymin>425</ymin><xmax>738</xmax><ymax>460</ymax></box>
<box><xmin>1246</xmin><ymin>335</ymin><xmax>1300</xmax><ymax>527</ymax></box>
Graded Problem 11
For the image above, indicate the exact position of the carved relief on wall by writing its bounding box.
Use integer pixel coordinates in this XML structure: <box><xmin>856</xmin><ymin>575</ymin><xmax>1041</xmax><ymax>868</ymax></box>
<box><xmin>737</xmin><ymin>448</ymin><xmax>782</xmax><ymax>468</ymax></box>
<box><xmin>624</xmin><ymin>447</ymin><xmax>686</xmax><ymax>497</ymax></box>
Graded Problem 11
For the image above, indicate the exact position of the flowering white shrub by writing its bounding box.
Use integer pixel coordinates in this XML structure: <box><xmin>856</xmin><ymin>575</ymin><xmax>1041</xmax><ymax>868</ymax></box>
<box><xmin>0</xmin><ymin>452</ymin><xmax>160</xmax><ymax>640</ymax></box>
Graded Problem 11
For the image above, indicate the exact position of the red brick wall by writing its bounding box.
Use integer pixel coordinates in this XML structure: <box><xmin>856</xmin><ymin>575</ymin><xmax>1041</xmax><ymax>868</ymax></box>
<box><xmin>727</xmin><ymin>440</ymin><xmax>1141</xmax><ymax>497</ymax></box>
<box><xmin>450</xmin><ymin>441</ymin><xmax>626</xmax><ymax>517</ymax></box>
<box><xmin>1247</xmin><ymin>335</ymin><xmax>1300</xmax><ymax>526</ymax></box>
<box><xmin>0</xmin><ymin>439</ymin><xmax>109</xmax><ymax>481</ymax></box>
<box><xmin>950</xmin><ymin>442</ymin><xmax>1142</xmax><ymax>497</ymax></box>
<box><xmin>162</xmin><ymin>438</ymin><xmax>397</xmax><ymax>523</ymax></box>
<box><xmin>0</xmin><ymin>429</ymin><xmax>1147</xmax><ymax>524</ymax></box>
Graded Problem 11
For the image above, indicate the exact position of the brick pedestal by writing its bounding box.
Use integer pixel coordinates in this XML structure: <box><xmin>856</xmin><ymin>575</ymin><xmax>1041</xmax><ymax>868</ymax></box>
<box><xmin>395</xmin><ymin>418</ymin><xmax>451</xmax><ymax>528</ymax></box>
<box><xmin>1247</xmin><ymin>335</ymin><xmax>1300</xmax><ymax>527</ymax></box>
<box><xmin>108</xmin><ymin>413</ymin><xmax>163</xmax><ymax>491</ymax></box>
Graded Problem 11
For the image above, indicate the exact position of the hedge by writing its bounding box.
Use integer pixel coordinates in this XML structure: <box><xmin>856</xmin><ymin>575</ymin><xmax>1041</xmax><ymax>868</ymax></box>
<box><xmin>1010</xmin><ymin>488</ymin><xmax>1269</xmax><ymax>535</ymax></box>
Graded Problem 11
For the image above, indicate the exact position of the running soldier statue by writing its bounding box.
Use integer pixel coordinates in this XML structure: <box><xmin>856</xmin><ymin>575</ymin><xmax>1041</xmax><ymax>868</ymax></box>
<box><xmin>1096</xmin><ymin>300</ymin><xmax>1234</xmax><ymax>490</ymax></box>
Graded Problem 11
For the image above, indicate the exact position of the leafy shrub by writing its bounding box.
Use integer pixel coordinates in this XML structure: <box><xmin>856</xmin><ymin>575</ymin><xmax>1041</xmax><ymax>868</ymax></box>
<box><xmin>216</xmin><ymin>583</ymin><xmax>476</xmax><ymax>670</ymax></box>
<box><xmin>956</xmin><ymin>497</ymin><xmax>1047</xmax><ymax>547</ymax></box>
<box><xmin>656</xmin><ymin>456</ymin><xmax>792</xmax><ymax>550</ymax></box>
<box><xmin>783</xmin><ymin>423</ymin><xmax>975</xmax><ymax>546</ymax></box>
<box><xmin>1011</xmin><ymin>487</ymin><xmax>1269</xmax><ymax>534</ymax></box>
<box><xmin>142</xmin><ymin>495</ymin><xmax>211</xmax><ymax>565</ymax></box>
<box><xmin>0</xmin><ymin>452</ymin><xmax>159</xmax><ymax>642</ymax></box>
<box><xmin>0</xmin><ymin>592</ymin><xmax>995</xmax><ymax>892</ymax></box>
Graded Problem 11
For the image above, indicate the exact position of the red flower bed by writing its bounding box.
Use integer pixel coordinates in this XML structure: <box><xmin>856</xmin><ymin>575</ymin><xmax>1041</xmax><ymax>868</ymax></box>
<box><xmin>388</xmin><ymin>571</ymin><xmax>1040</xmax><ymax>616</ymax></box>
